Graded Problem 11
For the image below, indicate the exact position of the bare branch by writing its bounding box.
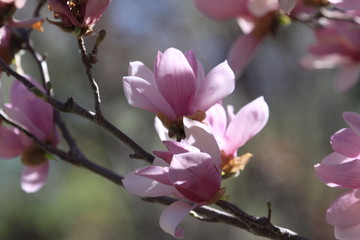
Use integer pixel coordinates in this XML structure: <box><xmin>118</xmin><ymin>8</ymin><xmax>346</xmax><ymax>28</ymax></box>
<box><xmin>0</xmin><ymin>58</ymin><xmax>154</xmax><ymax>163</ymax></box>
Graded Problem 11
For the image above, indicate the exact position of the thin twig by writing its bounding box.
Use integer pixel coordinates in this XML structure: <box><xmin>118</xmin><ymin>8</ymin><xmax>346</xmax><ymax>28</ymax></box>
<box><xmin>77</xmin><ymin>36</ymin><xmax>102</xmax><ymax>117</ymax></box>
<box><xmin>25</xmin><ymin>44</ymin><xmax>52</xmax><ymax>95</ymax></box>
<box><xmin>33</xmin><ymin>0</ymin><xmax>47</xmax><ymax>17</ymax></box>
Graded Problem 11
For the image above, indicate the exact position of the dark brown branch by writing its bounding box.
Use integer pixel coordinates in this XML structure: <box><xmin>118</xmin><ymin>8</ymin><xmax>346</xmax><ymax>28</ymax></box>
<box><xmin>0</xmin><ymin>59</ymin><xmax>154</xmax><ymax>163</ymax></box>
<box><xmin>144</xmin><ymin>197</ymin><xmax>310</xmax><ymax>240</ymax></box>
<box><xmin>0</xmin><ymin>110</ymin><xmax>124</xmax><ymax>186</ymax></box>
<box><xmin>0</xmin><ymin>105</ymin><xmax>309</xmax><ymax>240</ymax></box>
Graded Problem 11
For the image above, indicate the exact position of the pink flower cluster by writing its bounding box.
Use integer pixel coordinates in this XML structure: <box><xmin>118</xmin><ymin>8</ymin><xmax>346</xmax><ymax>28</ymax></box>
<box><xmin>315</xmin><ymin>112</ymin><xmax>360</xmax><ymax>239</ymax></box>
<box><xmin>192</xmin><ymin>0</ymin><xmax>280</xmax><ymax>77</ymax></box>
<box><xmin>122</xmin><ymin>48</ymin><xmax>269</xmax><ymax>238</ymax></box>
<box><xmin>301</xmin><ymin>20</ymin><xmax>360</xmax><ymax>92</ymax></box>
<box><xmin>0</xmin><ymin>76</ymin><xmax>59</xmax><ymax>193</ymax></box>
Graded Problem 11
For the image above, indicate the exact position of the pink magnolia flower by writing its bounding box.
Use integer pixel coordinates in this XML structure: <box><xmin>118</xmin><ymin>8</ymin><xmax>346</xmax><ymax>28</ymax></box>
<box><xmin>300</xmin><ymin>20</ymin><xmax>360</xmax><ymax>92</ymax></box>
<box><xmin>0</xmin><ymin>76</ymin><xmax>59</xmax><ymax>193</ymax></box>
<box><xmin>192</xmin><ymin>0</ymin><xmax>279</xmax><ymax>76</ymax></box>
<box><xmin>123</xmin><ymin>47</ymin><xmax>235</xmax><ymax>140</ymax></box>
<box><xmin>155</xmin><ymin>96</ymin><xmax>269</xmax><ymax>176</ymax></box>
<box><xmin>315</xmin><ymin>112</ymin><xmax>360</xmax><ymax>239</ymax></box>
<box><xmin>123</xmin><ymin>118</ymin><xmax>224</xmax><ymax>239</ymax></box>
<box><xmin>47</xmin><ymin>0</ymin><xmax>111</xmax><ymax>34</ymax></box>
<box><xmin>315</xmin><ymin>112</ymin><xmax>360</xmax><ymax>188</ymax></box>
<box><xmin>204</xmin><ymin>96</ymin><xmax>269</xmax><ymax>176</ymax></box>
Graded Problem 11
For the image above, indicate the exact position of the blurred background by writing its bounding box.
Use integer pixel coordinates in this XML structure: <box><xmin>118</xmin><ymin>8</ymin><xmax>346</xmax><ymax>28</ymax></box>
<box><xmin>0</xmin><ymin>0</ymin><xmax>358</xmax><ymax>239</ymax></box>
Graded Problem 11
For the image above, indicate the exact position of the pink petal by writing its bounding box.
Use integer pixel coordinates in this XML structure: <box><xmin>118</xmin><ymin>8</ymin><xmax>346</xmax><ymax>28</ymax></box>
<box><xmin>129</xmin><ymin>61</ymin><xmax>156</xmax><ymax>85</ymax></box>
<box><xmin>0</xmin><ymin>0</ymin><xmax>26</xmax><ymax>8</ymax></box>
<box><xmin>83</xmin><ymin>0</ymin><xmax>111</xmax><ymax>26</ymax></box>
<box><xmin>0</xmin><ymin>126</ymin><xmax>24</xmax><ymax>159</ymax></box>
<box><xmin>237</xmin><ymin>18</ymin><xmax>255</xmax><ymax>34</ymax></box>
<box><xmin>329</xmin><ymin>0</ymin><xmax>360</xmax><ymax>10</ymax></box>
<box><xmin>331</xmin><ymin>128</ymin><xmax>360</xmax><ymax>158</ymax></box>
<box><xmin>278</xmin><ymin>0</ymin><xmax>296</xmax><ymax>14</ymax></box>
<box><xmin>335</xmin><ymin>63</ymin><xmax>360</xmax><ymax>92</ymax></box>
<box><xmin>193</xmin><ymin>0</ymin><xmax>247</xmax><ymax>19</ymax></box>
<box><xmin>247</xmin><ymin>0</ymin><xmax>279</xmax><ymax>17</ymax></box>
<box><xmin>344</xmin><ymin>112</ymin><xmax>360</xmax><ymax>137</ymax></box>
<box><xmin>183</xmin><ymin>118</ymin><xmax>221</xmax><ymax>168</ymax></box>
<box><xmin>184</xmin><ymin>50</ymin><xmax>198</xmax><ymax>77</ymax></box>
<box><xmin>163</xmin><ymin>140</ymin><xmax>201</xmax><ymax>154</ymax></box>
<box><xmin>154</xmin><ymin>117</ymin><xmax>170</xmax><ymax>141</ymax></box>
<box><xmin>153</xmin><ymin>150</ymin><xmax>173</xmax><ymax>164</ymax></box>
<box><xmin>47</xmin><ymin>0</ymin><xmax>81</xmax><ymax>26</ymax></box>
<box><xmin>204</xmin><ymin>103</ymin><xmax>227</xmax><ymax>147</ymax></box>
<box><xmin>327</xmin><ymin>190</ymin><xmax>360</xmax><ymax>229</ymax></box>
<box><xmin>122</xmin><ymin>171</ymin><xmax>176</xmax><ymax>197</ymax></box>
<box><xmin>14</xmin><ymin>0</ymin><xmax>26</xmax><ymax>8</ymax></box>
<box><xmin>4</xmin><ymin>104</ymin><xmax>45</xmax><ymax>140</ymax></box>
<box><xmin>9</xmin><ymin>77</ymin><xmax>57</xmax><ymax>143</ymax></box>
<box><xmin>155</xmin><ymin>48</ymin><xmax>197</xmax><ymax>117</ymax></box>
<box><xmin>223</xmin><ymin>96</ymin><xmax>269</xmax><ymax>155</ymax></box>
<box><xmin>228</xmin><ymin>34</ymin><xmax>262</xmax><ymax>77</ymax></box>
<box><xmin>159</xmin><ymin>201</ymin><xmax>195</xmax><ymax>239</ymax></box>
<box><xmin>191</xmin><ymin>61</ymin><xmax>235</xmax><ymax>112</ymax></box>
<box><xmin>315</xmin><ymin>154</ymin><xmax>360</xmax><ymax>188</ymax></box>
<box><xmin>136</xmin><ymin>166</ymin><xmax>172</xmax><ymax>185</ymax></box>
<box><xmin>21</xmin><ymin>161</ymin><xmax>49</xmax><ymax>193</ymax></box>
<box><xmin>335</xmin><ymin>225</ymin><xmax>360</xmax><ymax>240</ymax></box>
<box><xmin>6</xmin><ymin>17</ymin><xmax>43</xmax><ymax>28</ymax></box>
<box><xmin>122</xmin><ymin>76</ymin><xmax>177</xmax><ymax>120</ymax></box>
<box><xmin>300</xmin><ymin>54</ymin><xmax>352</xmax><ymax>69</ymax></box>
<box><xmin>169</xmin><ymin>152</ymin><xmax>221</xmax><ymax>203</ymax></box>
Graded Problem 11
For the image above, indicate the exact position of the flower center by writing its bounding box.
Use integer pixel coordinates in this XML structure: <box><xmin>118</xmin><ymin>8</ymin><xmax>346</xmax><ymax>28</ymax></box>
<box><xmin>21</xmin><ymin>143</ymin><xmax>48</xmax><ymax>167</ymax></box>
<box><xmin>157</xmin><ymin>110</ymin><xmax>206</xmax><ymax>141</ymax></box>
<box><xmin>221</xmin><ymin>151</ymin><xmax>253</xmax><ymax>177</ymax></box>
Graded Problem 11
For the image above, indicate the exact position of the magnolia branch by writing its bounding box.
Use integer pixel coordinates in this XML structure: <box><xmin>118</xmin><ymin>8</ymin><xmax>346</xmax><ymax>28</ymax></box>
<box><xmin>0</xmin><ymin>58</ymin><xmax>154</xmax><ymax>163</ymax></box>
<box><xmin>0</xmin><ymin>108</ymin><xmax>310</xmax><ymax>240</ymax></box>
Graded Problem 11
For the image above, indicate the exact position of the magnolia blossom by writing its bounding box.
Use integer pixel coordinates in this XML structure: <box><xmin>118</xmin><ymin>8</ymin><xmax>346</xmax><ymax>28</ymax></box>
<box><xmin>315</xmin><ymin>112</ymin><xmax>360</xmax><ymax>239</ymax></box>
<box><xmin>123</xmin><ymin>118</ymin><xmax>224</xmax><ymax>238</ymax></box>
<box><xmin>47</xmin><ymin>0</ymin><xmax>111</xmax><ymax>34</ymax></box>
<box><xmin>0</xmin><ymin>76</ymin><xmax>59</xmax><ymax>193</ymax></box>
<box><xmin>300</xmin><ymin>20</ymin><xmax>360</xmax><ymax>92</ymax></box>
<box><xmin>155</xmin><ymin>96</ymin><xmax>269</xmax><ymax>175</ymax></box>
<box><xmin>204</xmin><ymin>96</ymin><xmax>269</xmax><ymax>175</ymax></box>
<box><xmin>193</xmin><ymin>0</ymin><xmax>280</xmax><ymax>76</ymax></box>
<box><xmin>123</xmin><ymin>47</ymin><xmax>235</xmax><ymax>139</ymax></box>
